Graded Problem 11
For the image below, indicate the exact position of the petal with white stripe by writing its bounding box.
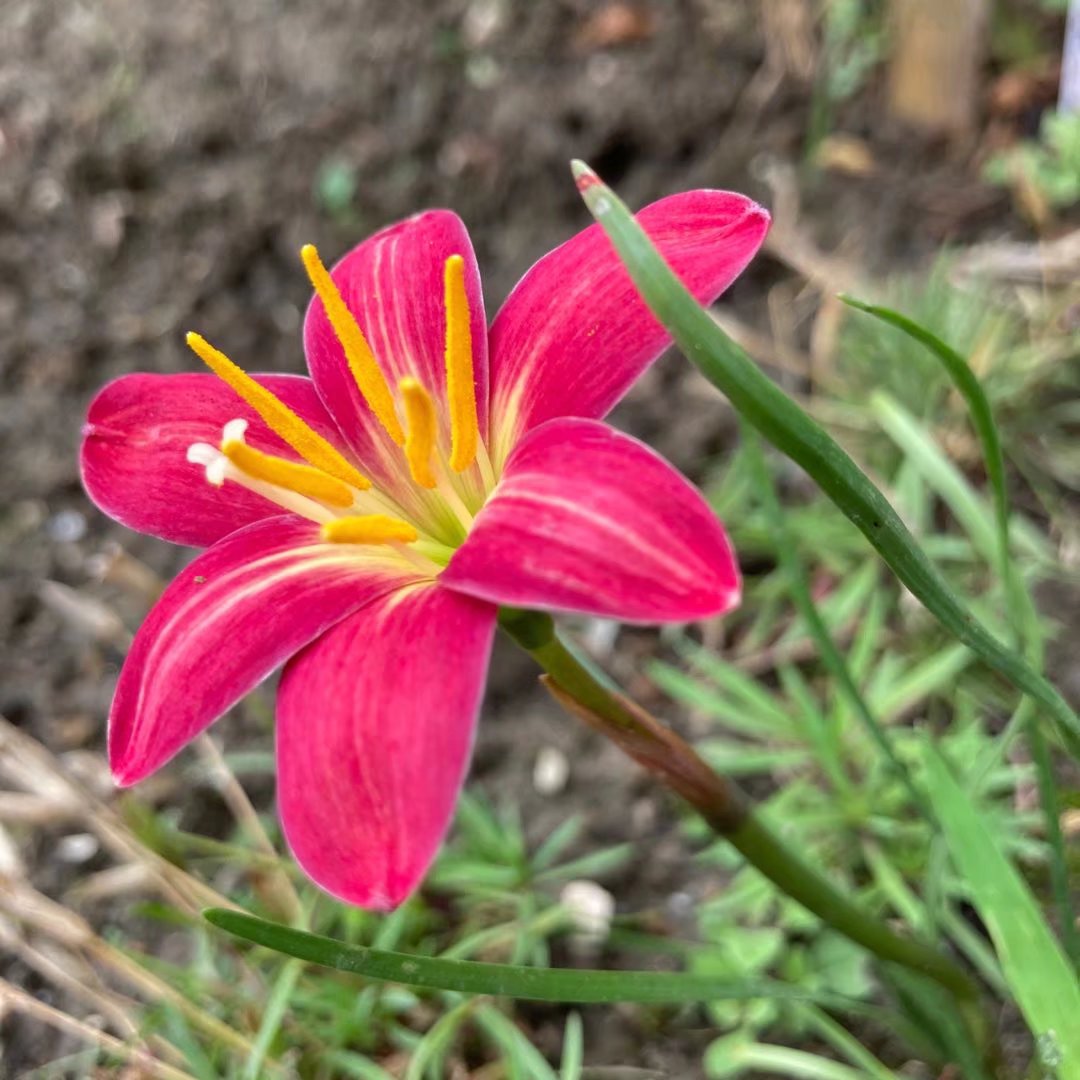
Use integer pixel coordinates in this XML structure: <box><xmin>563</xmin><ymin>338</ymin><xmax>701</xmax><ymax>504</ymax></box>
<box><xmin>442</xmin><ymin>418</ymin><xmax>740</xmax><ymax>623</ymax></box>
<box><xmin>109</xmin><ymin>516</ymin><xmax>423</xmax><ymax>785</ymax></box>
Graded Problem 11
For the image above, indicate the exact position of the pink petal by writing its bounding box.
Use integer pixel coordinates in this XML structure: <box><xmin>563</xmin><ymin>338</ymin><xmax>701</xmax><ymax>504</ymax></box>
<box><xmin>303</xmin><ymin>211</ymin><xmax>488</xmax><ymax>499</ymax></box>
<box><xmin>488</xmin><ymin>191</ymin><xmax>769</xmax><ymax>460</ymax></box>
<box><xmin>109</xmin><ymin>516</ymin><xmax>421</xmax><ymax>785</ymax></box>
<box><xmin>442</xmin><ymin>418</ymin><xmax>740</xmax><ymax>623</ymax></box>
<box><xmin>81</xmin><ymin>372</ymin><xmax>352</xmax><ymax>547</ymax></box>
<box><xmin>276</xmin><ymin>584</ymin><xmax>496</xmax><ymax>910</ymax></box>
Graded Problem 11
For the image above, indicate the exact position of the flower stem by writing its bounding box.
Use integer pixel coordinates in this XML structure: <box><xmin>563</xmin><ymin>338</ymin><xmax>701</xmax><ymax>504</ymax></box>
<box><xmin>497</xmin><ymin>607</ymin><xmax>980</xmax><ymax>1005</ymax></box>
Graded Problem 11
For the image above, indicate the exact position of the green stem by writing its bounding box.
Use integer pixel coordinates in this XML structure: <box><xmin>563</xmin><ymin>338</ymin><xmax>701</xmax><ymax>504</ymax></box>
<box><xmin>498</xmin><ymin>608</ymin><xmax>979</xmax><ymax>1005</ymax></box>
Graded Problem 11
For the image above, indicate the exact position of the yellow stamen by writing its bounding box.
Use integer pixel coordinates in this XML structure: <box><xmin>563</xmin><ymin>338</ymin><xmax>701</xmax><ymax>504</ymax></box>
<box><xmin>186</xmin><ymin>332</ymin><xmax>371</xmax><ymax>490</ymax></box>
<box><xmin>444</xmin><ymin>254</ymin><xmax>479</xmax><ymax>472</ymax></box>
<box><xmin>320</xmin><ymin>514</ymin><xmax>418</xmax><ymax>545</ymax></box>
<box><xmin>222</xmin><ymin>440</ymin><xmax>355</xmax><ymax>508</ymax></box>
<box><xmin>301</xmin><ymin>244</ymin><xmax>405</xmax><ymax>446</ymax></box>
<box><xmin>399</xmin><ymin>377</ymin><xmax>438</xmax><ymax>489</ymax></box>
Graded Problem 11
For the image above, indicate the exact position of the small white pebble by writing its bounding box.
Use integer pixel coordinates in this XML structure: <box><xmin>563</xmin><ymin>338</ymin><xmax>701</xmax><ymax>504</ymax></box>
<box><xmin>666</xmin><ymin>891</ymin><xmax>695</xmax><ymax>919</ymax></box>
<box><xmin>533</xmin><ymin>746</ymin><xmax>570</xmax><ymax>795</ymax></box>
<box><xmin>560</xmin><ymin>880</ymin><xmax>615</xmax><ymax>948</ymax></box>
<box><xmin>47</xmin><ymin>509</ymin><xmax>87</xmax><ymax>543</ymax></box>
<box><xmin>56</xmin><ymin>833</ymin><xmax>99</xmax><ymax>864</ymax></box>
<box><xmin>580</xmin><ymin>617</ymin><xmax>619</xmax><ymax>658</ymax></box>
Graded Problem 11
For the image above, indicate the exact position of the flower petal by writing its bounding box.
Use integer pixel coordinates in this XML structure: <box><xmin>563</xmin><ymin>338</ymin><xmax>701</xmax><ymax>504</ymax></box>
<box><xmin>303</xmin><ymin>211</ymin><xmax>488</xmax><ymax>498</ymax></box>
<box><xmin>488</xmin><ymin>191</ymin><xmax>769</xmax><ymax>460</ymax></box>
<box><xmin>276</xmin><ymin>584</ymin><xmax>496</xmax><ymax>910</ymax></box>
<box><xmin>81</xmin><ymin>372</ymin><xmax>351</xmax><ymax>547</ymax></box>
<box><xmin>109</xmin><ymin>516</ymin><xmax>421</xmax><ymax>785</ymax></box>
<box><xmin>442</xmin><ymin>418</ymin><xmax>740</xmax><ymax>623</ymax></box>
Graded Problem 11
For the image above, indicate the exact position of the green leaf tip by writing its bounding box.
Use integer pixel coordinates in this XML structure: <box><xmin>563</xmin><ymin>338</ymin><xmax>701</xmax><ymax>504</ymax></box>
<box><xmin>569</xmin><ymin>158</ymin><xmax>596</xmax><ymax>182</ymax></box>
<box><xmin>570</xmin><ymin>158</ymin><xmax>614</xmax><ymax>214</ymax></box>
<box><xmin>836</xmin><ymin>293</ymin><xmax>873</xmax><ymax>313</ymax></box>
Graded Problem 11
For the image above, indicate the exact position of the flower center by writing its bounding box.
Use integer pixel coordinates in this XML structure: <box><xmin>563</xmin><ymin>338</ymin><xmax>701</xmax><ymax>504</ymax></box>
<box><xmin>184</xmin><ymin>246</ymin><xmax>496</xmax><ymax>566</ymax></box>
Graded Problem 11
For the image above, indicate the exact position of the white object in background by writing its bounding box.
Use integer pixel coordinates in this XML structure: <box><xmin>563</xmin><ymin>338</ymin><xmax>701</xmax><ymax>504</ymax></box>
<box><xmin>1063</xmin><ymin>0</ymin><xmax>1080</xmax><ymax>112</ymax></box>
<box><xmin>533</xmin><ymin>746</ymin><xmax>570</xmax><ymax>795</ymax></box>
<box><xmin>560</xmin><ymin>880</ymin><xmax>615</xmax><ymax>953</ymax></box>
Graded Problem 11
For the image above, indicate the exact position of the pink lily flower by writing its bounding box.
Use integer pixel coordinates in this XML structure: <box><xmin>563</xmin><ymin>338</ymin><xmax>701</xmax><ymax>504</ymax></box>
<box><xmin>81</xmin><ymin>191</ymin><xmax>769</xmax><ymax>910</ymax></box>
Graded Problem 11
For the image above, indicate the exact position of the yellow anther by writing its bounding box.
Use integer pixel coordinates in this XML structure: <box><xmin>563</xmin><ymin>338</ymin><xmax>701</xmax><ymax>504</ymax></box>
<box><xmin>186</xmin><ymin>332</ymin><xmax>371</xmax><ymax>491</ymax></box>
<box><xmin>320</xmin><ymin>514</ymin><xmax>418</xmax><ymax>545</ymax></box>
<box><xmin>301</xmin><ymin>244</ymin><xmax>405</xmax><ymax>446</ymax></box>
<box><xmin>222</xmin><ymin>440</ymin><xmax>355</xmax><ymax>508</ymax></box>
<box><xmin>399</xmin><ymin>377</ymin><xmax>438</xmax><ymax>489</ymax></box>
<box><xmin>444</xmin><ymin>254</ymin><xmax>479</xmax><ymax>472</ymax></box>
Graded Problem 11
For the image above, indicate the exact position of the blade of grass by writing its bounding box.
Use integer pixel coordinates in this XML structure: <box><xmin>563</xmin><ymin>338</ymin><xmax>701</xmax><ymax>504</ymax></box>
<box><xmin>708</xmin><ymin>1038</ymin><xmax>886</xmax><ymax>1080</ymax></box>
<box><xmin>742</xmin><ymin>430</ymin><xmax>931</xmax><ymax>818</ymax></box>
<box><xmin>1027</xmin><ymin>718</ymin><xmax>1080</xmax><ymax>967</ymax></box>
<box><xmin>798</xmin><ymin>1005</ymin><xmax>899</xmax><ymax>1080</ymax></box>
<box><xmin>569</xmin><ymin>161</ymin><xmax>1080</xmax><ymax>757</ymax></box>
<box><xmin>475</xmin><ymin>1004</ymin><xmax>559</xmax><ymax>1080</ymax></box>
<box><xmin>841</xmin><ymin>298</ymin><xmax>1011</xmax><ymax>561</ymax></box>
<box><xmin>320</xmin><ymin>1051</ymin><xmax>396</xmax><ymax>1080</ymax></box>
<box><xmin>560</xmin><ymin>1013</ymin><xmax>583</xmax><ymax>1080</ymax></box>
<box><xmin>868</xmin><ymin>393</ymin><xmax>1046</xmax><ymax>567</ymax></box>
<box><xmin>405</xmin><ymin>999</ymin><xmax>474</xmax><ymax>1080</ymax></box>
<box><xmin>243</xmin><ymin>958</ymin><xmax>303</xmax><ymax>1080</ymax></box>
<box><xmin>848</xmin><ymin>300</ymin><xmax>1078</xmax><ymax>965</ymax></box>
<box><xmin>884</xmin><ymin>967</ymin><xmax>992</xmax><ymax>1080</ymax></box>
<box><xmin>921</xmin><ymin>739</ymin><xmax>1080</xmax><ymax>1077</ymax></box>
<box><xmin>205</xmin><ymin>909</ymin><xmax>867</xmax><ymax>1010</ymax></box>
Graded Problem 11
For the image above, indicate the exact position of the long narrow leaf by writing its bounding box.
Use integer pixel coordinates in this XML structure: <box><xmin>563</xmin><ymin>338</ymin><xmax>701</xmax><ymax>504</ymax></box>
<box><xmin>205</xmin><ymin>909</ymin><xmax>860</xmax><ymax>1008</ymax></box>
<box><xmin>922</xmin><ymin>741</ymin><xmax>1080</xmax><ymax>1078</ymax></box>
<box><xmin>569</xmin><ymin>160</ymin><xmax>1080</xmax><ymax>757</ymax></box>
<box><xmin>849</xmin><ymin>300</ymin><xmax>1078</xmax><ymax>966</ymax></box>
<box><xmin>840</xmin><ymin>297</ymin><xmax>1011</xmax><ymax>565</ymax></box>
<box><xmin>560</xmin><ymin>1013</ymin><xmax>583</xmax><ymax>1080</ymax></box>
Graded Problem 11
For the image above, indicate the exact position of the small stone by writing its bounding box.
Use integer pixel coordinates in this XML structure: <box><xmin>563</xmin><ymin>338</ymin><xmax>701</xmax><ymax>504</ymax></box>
<box><xmin>47</xmin><ymin>509</ymin><xmax>87</xmax><ymax>543</ymax></box>
<box><xmin>533</xmin><ymin>746</ymin><xmax>570</xmax><ymax>795</ymax></box>
<box><xmin>56</xmin><ymin>833</ymin><xmax>99</xmax><ymax>864</ymax></box>
<box><xmin>561</xmin><ymin>880</ymin><xmax>615</xmax><ymax>951</ymax></box>
<box><xmin>581</xmin><ymin>618</ymin><xmax>619</xmax><ymax>658</ymax></box>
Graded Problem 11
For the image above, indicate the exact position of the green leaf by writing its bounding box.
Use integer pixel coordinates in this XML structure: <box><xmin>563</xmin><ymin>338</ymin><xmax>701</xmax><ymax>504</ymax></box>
<box><xmin>475</xmin><ymin>1004</ymin><xmax>559</xmax><ymax>1080</ymax></box>
<box><xmin>841</xmin><ymin>297</ymin><xmax>1011</xmax><ymax>556</ymax></box>
<box><xmin>569</xmin><ymin>160</ymin><xmax>1080</xmax><ymax>757</ymax></box>
<box><xmin>405</xmin><ymin>999</ymin><xmax>473</xmax><ymax>1080</ymax></box>
<box><xmin>560</xmin><ymin>1013</ymin><xmax>583</xmax><ymax>1080</ymax></box>
<box><xmin>868</xmin><ymin>393</ymin><xmax>1046</xmax><ymax>567</ymax></box>
<box><xmin>204</xmin><ymin>909</ymin><xmax>858</xmax><ymax>1008</ymax></box>
<box><xmin>848</xmin><ymin>298</ymin><xmax>1078</xmax><ymax>965</ymax></box>
<box><xmin>706</xmin><ymin>1034</ymin><xmax>879</xmax><ymax>1080</ymax></box>
<box><xmin>244</xmin><ymin>958</ymin><xmax>303</xmax><ymax>1080</ymax></box>
<box><xmin>922</xmin><ymin>740</ymin><xmax>1080</xmax><ymax>1078</ymax></box>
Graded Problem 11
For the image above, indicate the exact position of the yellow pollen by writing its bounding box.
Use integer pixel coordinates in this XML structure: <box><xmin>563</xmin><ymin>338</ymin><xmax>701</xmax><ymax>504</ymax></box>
<box><xmin>399</xmin><ymin>377</ymin><xmax>438</xmax><ymax>489</ymax></box>
<box><xmin>222</xmin><ymin>440</ymin><xmax>355</xmax><ymax>508</ymax></box>
<box><xmin>320</xmin><ymin>514</ymin><xmax>418</xmax><ymax>545</ymax></box>
<box><xmin>185</xmin><ymin>332</ymin><xmax>371</xmax><ymax>491</ymax></box>
<box><xmin>301</xmin><ymin>244</ymin><xmax>405</xmax><ymax>446</ymax></box>
<box><xmin>444</xmin><ymin>254</ymin><xmax>479</xmax><ymax>472</ymax></box>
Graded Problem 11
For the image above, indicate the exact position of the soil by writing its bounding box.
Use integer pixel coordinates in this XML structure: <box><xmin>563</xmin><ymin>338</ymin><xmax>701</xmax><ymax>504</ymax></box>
<box><xmin>0</xmin><ymin>0</ymin><xmax>1065</xmax><ymax>1076</ymax></box>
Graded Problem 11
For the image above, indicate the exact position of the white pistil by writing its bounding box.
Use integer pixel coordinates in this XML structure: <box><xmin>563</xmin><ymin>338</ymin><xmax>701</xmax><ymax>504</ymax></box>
<box><xmin>186</xmin><ymin>440</ymin><xmax>335</xmax><ymax>523</ymax></box>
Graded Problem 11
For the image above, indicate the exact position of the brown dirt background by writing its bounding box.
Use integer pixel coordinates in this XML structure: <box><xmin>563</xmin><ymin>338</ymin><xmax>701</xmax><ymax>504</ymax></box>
<box><xmin>0</xmin><ymin>0</ymin><xmax>1061</xmax><ymax>1075</ymax></box>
